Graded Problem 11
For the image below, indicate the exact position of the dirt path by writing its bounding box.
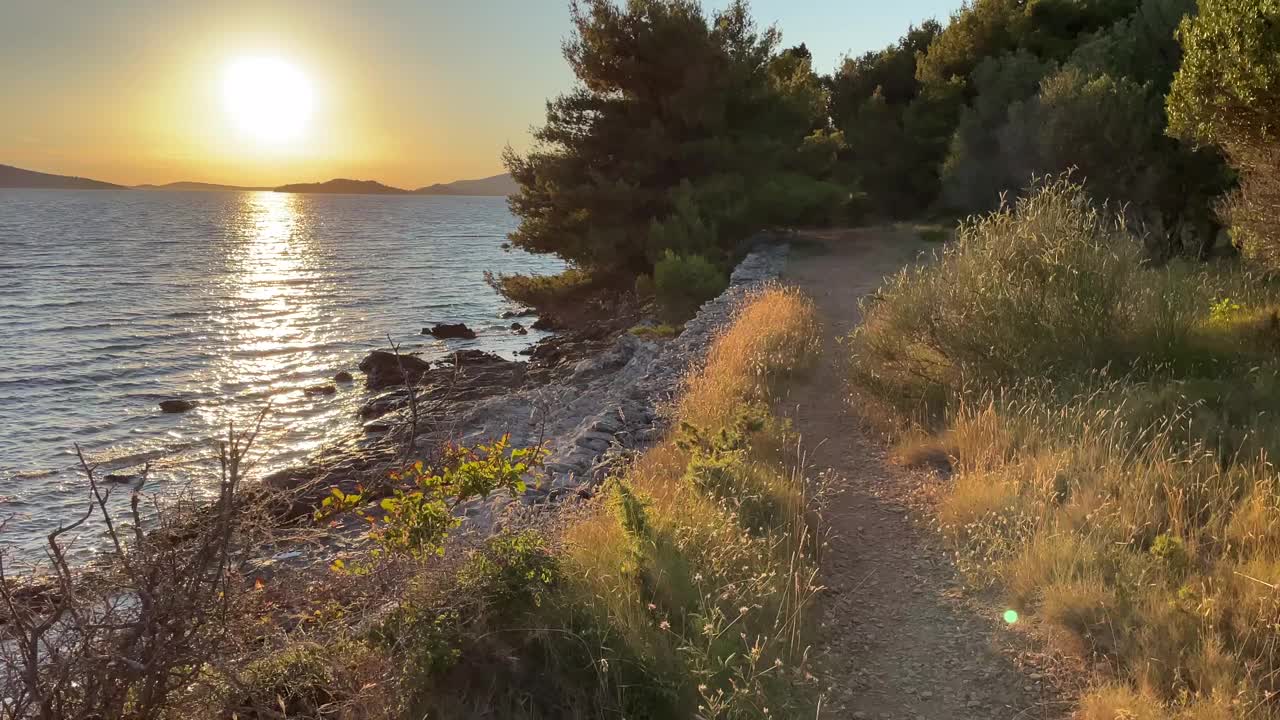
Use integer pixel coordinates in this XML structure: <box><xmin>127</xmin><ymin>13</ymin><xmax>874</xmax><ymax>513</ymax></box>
<box><xmin>783</xmin><ymin>228</ymin><xmax>1068</xmax><ymax>720</ymax></box>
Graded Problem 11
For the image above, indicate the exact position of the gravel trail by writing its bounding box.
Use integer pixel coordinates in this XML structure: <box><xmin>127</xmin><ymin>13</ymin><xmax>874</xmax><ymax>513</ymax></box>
<box><xmin>784</xmin><ymin>228</ymin><xmax>1072</xmax><ymax>720</ymax></box>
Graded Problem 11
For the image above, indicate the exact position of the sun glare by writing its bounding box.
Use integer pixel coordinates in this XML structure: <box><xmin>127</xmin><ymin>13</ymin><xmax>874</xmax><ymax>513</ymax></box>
<box><xmin>221</xmin><ymin>56</ymin><xmax>314</xmax><ymax>144</ymax></box>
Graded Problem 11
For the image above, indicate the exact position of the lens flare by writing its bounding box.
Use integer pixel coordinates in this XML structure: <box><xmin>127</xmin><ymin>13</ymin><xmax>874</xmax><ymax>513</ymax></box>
<box><xmin>1003</xmin><ymin>609</ymin><xmax>1019</xmax><ymax>624</ymax></box>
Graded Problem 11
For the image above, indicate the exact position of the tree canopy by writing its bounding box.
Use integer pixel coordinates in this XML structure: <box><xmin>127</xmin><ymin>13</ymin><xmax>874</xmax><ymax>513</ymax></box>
<box><xmin>505</xmin><ymin>0</ymin><xmax>852</xmax><ymax>280</ymax></box>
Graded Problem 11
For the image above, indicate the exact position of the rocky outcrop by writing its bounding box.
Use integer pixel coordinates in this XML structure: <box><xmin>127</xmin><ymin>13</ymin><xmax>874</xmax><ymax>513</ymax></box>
<box><xmin>425</xmin><ymin>323</ymin><xmax>477</xmax><ymax>340</ymax></box>
<box><xmin>358</xmin><ymin>350</ymin><xmax>433</xmax><ymax>390</ymax></box>
<box><xmin>358</xmin><ymin>350</ymin><xmax>527</xmax><ymax>420</ymax></box>
<box><xmin>434</xmin><ymin>242</ymin><xmax>789</xmax><ymax>528</ymax></box>
<box><xmin>261</xmin><ymin>240</ymin><xmax>787</xmax><ymax>552</ymax></box>
<box><xmin>159</xmin><ymin>399</ymin><xmax>196</xmax><ymax>413</ymax></box>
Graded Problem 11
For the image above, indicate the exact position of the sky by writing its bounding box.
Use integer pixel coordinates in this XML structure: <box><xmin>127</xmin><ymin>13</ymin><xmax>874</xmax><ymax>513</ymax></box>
<box><xmin>0</xmin><ymin>0</ymin><xmax>960</xmax><ymax>188</ymax></box>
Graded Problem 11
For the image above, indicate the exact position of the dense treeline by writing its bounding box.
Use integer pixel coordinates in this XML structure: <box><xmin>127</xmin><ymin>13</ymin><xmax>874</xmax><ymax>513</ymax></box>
<box><xmin>503</xmin><ymin>0</ymin><xmax>852</xmax><ymax>301</ymax></box>
<box><xmin>835</xmin><ymin>0</ymin><xmax>1232</xmax><ymax>259</ymax></box>
<box><xmin>504</xmin><ymin>0</ymin><xmax>1279</xmax><ymax>311</ymax></box>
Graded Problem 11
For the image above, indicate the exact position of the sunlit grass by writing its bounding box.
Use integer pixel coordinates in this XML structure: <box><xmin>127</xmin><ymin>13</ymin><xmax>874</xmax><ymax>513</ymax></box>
<box><xmin>848</xmin><ymin>178</ymin><xmax>1280</xmax><ymax>717</ymax></box>
<box><xmin>555</xmin><ymin>285</ymin><xmax>825</xmax><ymax>718</ymax></box>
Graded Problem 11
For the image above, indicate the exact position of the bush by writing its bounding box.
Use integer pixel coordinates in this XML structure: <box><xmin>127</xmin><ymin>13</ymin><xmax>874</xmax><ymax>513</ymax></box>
<box><xmin>653</xmin><ymin>251</ymin><xmax>727</xmax><ymax>322</ymax></box>
<box><xmin>849</xmin><ymin>176</ymin><xmax>1140</xmax><ymax>418</ymax></box>
<box><xmin>850</xmin><ymin>173</ymin><xmax>1280</xmax><ymax>716</ymax></box>
<box><xmin>457</xmin><ymin>530</ymin><xmax>559</xmax><ymax>612</ymax></box>
<box><xmin>485</xmin><ymin>267</ymin><xmax>595</xmax><ymax>309</ymax></box>
<box><xmin>1168</xmin><ymin>0</ymin><xmax>1280</xmax><ymax>270</ymax></box>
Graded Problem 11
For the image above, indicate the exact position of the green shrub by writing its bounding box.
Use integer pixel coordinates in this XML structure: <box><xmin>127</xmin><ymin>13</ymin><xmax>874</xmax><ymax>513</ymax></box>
<box><xmin>1168</xmin><ymin>0</ymin><xmax>1280</xmax><ymax>271</ymax></box>
<box><xmin>227</xmin><ymin>638</ymin><xmax>396</xmax><ymax>718</ymax></box>
<box><xmin>629</xmin><ymin>323</ymin><xmax>680</xmax><ymax>339</ymax></box>
<box><xmin>849</xmin><ymin>176</ymin><xmax>1140</xmax><ymax>417</ymax></box>
<box><xmin>485</xmin><ymin>267</ymin><xmax>596</xmax><ymax>309</ymax></box>
<box><xmin>457</xmin><ymin>530</ymin><xmax>559</xmax><ymax>612</ymax></box>
<box><xmin>852</xmin><ymin>171</ymin><xmax>1280</xmax><ymax>716</ymax></box>
<box><xmin>653</xmin><ymin>251</ymin><xmax>727</xmax><ymax>322</ymax></box>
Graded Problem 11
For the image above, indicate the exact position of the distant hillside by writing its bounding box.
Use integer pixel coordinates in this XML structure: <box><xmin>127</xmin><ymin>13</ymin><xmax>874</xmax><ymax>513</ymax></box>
<box><xmin>0</xmin><ymin>163</ymin><xmax>125</xmax><ymax>190</ymax></box>
<box><xmin>137</xmin><ymin>181</ymin><xmax>271</xmax><ymax>192</ymax></box>
<box><xmin>274</xmin><ymin>178</ymin><xmax>410</xmax><ymax>195</ymax></box>
<box><xmin>414</xmin><ymin>173</ymin><xmax>517</xmax><ymax>196</ymax></box>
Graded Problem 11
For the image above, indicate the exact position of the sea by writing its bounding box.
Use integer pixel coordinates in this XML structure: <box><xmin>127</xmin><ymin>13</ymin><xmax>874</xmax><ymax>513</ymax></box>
<box><xmin>0</xmin><ymin>189</ymin><xmax>563</xmax><ymax>563</ymax></box>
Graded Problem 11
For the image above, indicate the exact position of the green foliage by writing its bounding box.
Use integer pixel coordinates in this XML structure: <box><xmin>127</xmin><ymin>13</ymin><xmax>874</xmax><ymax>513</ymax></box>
<box><xmin>676</xmin><ymin>409</ymin><xmax>792</xmax><ymax>532</ymax></box>
<box><xmin>828</xmin><ymin>0</ymin><xmax>1233</xmax><ymax>257</ymax></box>
<box><xmin>850</xmin><ymin>177</ymin><xmax>1141</xmax><ymax>416</ymax></box>
<box><xmin>653</xmin><ymin>251</ymin><xmax>727</xmax><ymax>322</ymax></box>
<box><xmin>354</xmin><ymin>437</ymin><xmax>548</xmax><ymax>559</ymax></box>
<box><xmin>1168</xmin><ymin>0</ymin><xmax>1280</xmax><ymax>270</ymax></box>
<box><xmin>230</xmin><ymin>639</ymin><xmax>393</xmax><ymax>718</ymax></box>
<box><xmin>1208</xmin><ymin>296</ymin><xmax>1243</xmax><ymax>325</ymax></box>
<box><xmin>629</xmin><ymin>323</ymin><xmax>680</xmax><ymax>339</ymax></box>
<box><xmin>852</xmin><ymin>175</ymin><xmax>1280</xmax><ymax>715</ymax></box>
<box><xmin>939</xmin><ymin>50</ymin><xmax>1056</xmax><ymax>211</ymax></box>
<box><xmin>484</xmin><ymin>267</ymin><xmax>595</xmax><ymax>309</ymax></box>
<box><xmin>505</xmin><ymin>0</ymin><xmax>842</xmax><ymax>278</ymax></box>
<box><xmin>458</xmin><ymin>530</ymin><xmax>560</xmax><ymax>611</ymax></box>
<box><xmin>1166</xmin><ymin>0</ymin><xmax>1280</xmax><ymax>149</ymax></box>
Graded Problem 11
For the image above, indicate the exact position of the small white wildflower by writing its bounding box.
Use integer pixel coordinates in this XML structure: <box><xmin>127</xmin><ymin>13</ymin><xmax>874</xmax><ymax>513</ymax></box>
<box><xmin>647</xmin><ymin>603</ymin><xmax>657</xmax><ymax>611</ymax></box>
<box><xmin>739</xmin><ymin>606</ymin><xmax>749</xmax><ymax>615</ymax></box>
<box><xmin>659</xmin><ymin>620</ymin><xmax>671</xmax><ymax>631</ymax></box>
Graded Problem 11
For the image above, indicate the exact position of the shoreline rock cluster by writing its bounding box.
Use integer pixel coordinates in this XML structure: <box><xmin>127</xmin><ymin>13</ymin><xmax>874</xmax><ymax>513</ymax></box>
<box><xmin>261</xmin><ymin>240</ymin><xmax>789</xmax><ymax>550</ymax></box>
<box><xmin>440</xmin><ymin>241</ymin><xmax>789</xmax><ymax>529</ymax></box>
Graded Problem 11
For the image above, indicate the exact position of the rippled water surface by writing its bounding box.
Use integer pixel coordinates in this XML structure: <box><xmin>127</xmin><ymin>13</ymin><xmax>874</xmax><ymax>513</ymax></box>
<box><xmin>0</xmin><ymin>189</ymin><xmax>562</xmax><ymax>561</ymax></box>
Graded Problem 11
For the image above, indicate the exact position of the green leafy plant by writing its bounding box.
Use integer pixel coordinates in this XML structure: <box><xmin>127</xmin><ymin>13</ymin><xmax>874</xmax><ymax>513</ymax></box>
<box><xmin>457</xmin><ymin>530</ymin><xmax>560</xmax><ymax>611</ymax></box>
<box><xmin>1208</xmin><ymin>296</ymin><xmax>1243</xmax><ymax>325</ymax></box>
<box><xmin>653</xmin><ymin>251</ymin><xmax>727</xmax><ymax>322</ymax></box>
<box><xmin>629</xmin><ymin>323</ymin><xmax>680</xmax><ymax>339</ymax></box>
<box><xmin>377</xmin><ymin>436</ymin><xmax>547</xmax><ymax>557</ymax></box>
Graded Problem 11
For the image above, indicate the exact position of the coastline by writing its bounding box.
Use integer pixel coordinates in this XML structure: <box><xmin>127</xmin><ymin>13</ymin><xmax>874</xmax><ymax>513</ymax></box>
<box><xmin>247</xmin><ymin>238</ymin><xmax>790</xmax><ymax>571</ymax></box>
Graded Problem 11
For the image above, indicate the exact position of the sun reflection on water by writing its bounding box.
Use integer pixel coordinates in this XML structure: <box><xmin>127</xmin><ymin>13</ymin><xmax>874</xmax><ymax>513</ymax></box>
<box><xmin>210</xmin><ymin>191</ymin><xmax>325</xmax><ymax>418</ymax></box>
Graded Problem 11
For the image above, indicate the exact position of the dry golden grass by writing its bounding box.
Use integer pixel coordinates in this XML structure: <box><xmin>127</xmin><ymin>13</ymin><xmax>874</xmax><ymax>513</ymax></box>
<box><xmin>678</xmin><ymin>285</ymin><xmax>821</xmax><ymax>429</ymax></box>
<box><xmin>849</xmin><ymin>181</ymin><xmax>1280</xmax><ymax>718</ymax></box>
<box><xmin>557</xmin><ymin>284</ymin><xmax>826</xmax><ymax>718</ymax></box>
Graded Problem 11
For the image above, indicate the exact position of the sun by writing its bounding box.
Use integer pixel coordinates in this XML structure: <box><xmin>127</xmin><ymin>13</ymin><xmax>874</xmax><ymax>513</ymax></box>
<box><xmin>222</xmin><ymin>56</ymin><xmax>314</xmax><ymax>144</ymax></box>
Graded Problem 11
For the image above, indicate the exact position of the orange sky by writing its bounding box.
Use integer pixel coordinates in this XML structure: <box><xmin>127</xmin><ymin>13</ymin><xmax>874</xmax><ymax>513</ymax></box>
<box><xmin>0</xmin><ymin>1</ymin><xmax>575</xmax><ymax>188</ymax></box>
<box><xmin>0</xmin><ymin>0</ymin><xmax>958</xmax><ymax>188</ymax></box>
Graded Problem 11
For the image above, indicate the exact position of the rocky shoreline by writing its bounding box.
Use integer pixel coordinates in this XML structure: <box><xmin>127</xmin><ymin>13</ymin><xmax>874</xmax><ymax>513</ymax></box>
<box><xmin>252</xmin><ymin>240</ymin><xmax>790</xmax><ymax>564</ymax></box>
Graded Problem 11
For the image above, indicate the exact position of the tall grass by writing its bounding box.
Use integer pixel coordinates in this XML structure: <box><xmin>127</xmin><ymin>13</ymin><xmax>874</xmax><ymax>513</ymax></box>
<box><xmin>550</xmin><ymin>285</ymin><xmax>824</xmax><ymax>718</ymax></box>
<box><xmin>386</xmin><ymin>285</ymin><xmax>826</xmax><ymax>719</ymax></box>
<box><xmin>849</xmin><ymin>177</ymin><xmax>1280</xmax><ymax>718</ymax></box>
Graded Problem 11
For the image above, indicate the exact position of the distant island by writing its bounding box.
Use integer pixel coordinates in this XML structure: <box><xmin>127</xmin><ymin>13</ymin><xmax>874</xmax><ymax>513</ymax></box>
<box><xmin>273</xmin><ymin>178</ymin><xmax>410</xmax><ymax>195</ymax></box>
<box><xmin>274</xmin><ymin>173</ymin><xmax>518</xmax><ymax>196</ymax></box>
<box><xmin>0</xmin><ymin>162</ymin><xmax>517</xmax><ymax>196</ymax></box>
<box><xmin>414</xmin><ymin>173</ymin><xmax>517</xmax><ymax>196</ymax></box>
<box><xmin>0</xmin><ymin>163</ymin><xmax>125</xmax><ymax>190</ymax></box>
<box><xmin>136</xmin><ymin>181</ymin><xmax>272</xmax><ymax>192</ymax></box>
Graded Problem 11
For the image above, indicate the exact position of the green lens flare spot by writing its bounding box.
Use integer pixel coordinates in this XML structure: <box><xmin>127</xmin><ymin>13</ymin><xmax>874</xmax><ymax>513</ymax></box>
<box><xmin>1003</xmin><ymin>609</ymin><xmax>1019</xmax><ymax>624</ymax></box>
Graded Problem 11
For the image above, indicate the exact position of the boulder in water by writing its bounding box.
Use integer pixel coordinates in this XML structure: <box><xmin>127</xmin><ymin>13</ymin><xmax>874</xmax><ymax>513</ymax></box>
<box><xmin>159</xmin><ymin>399</ymin><xmax>196</xmax><ymax>413</ymax></box>
<box><xmin>304</xmin><ymin>383</ymin><xmax>337</xmax><ymax>396</ymax></box>
<box><xmin>425</xmin><ymin>322</ymin><xmax>477</xmax><ymax>340</ymax></box>
<box><xmin>358</xmin><ymin>350</ymin><xmax>432</xmax><ymax>390</ymax></box>
<box><xmin>333</xmin><ymin>370</ymin><xmax>354</xmax><ymax>383</ymax></box>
